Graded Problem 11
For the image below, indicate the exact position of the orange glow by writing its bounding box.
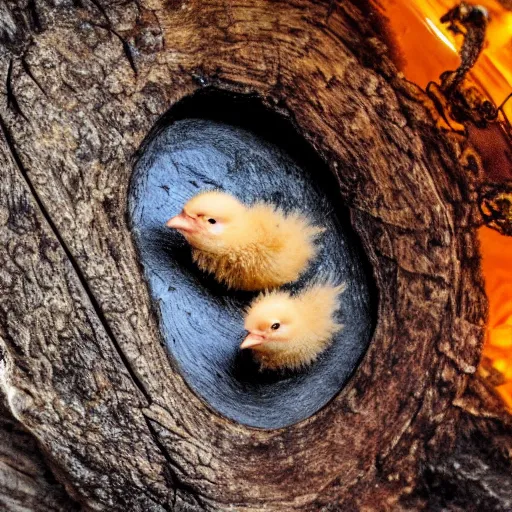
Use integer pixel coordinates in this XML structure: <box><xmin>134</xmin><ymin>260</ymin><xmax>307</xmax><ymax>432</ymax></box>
<box><xmin>374</xmin><ymin>0</ymin><xmax>512</xmax><ymax>409</ymax></box>
<box><xmin>374</xmin><ymin>0</ymin><xmax>512</xmax><ymax>120</ymax></box>
<box><xmin>479</xmin><ymin>226</ymin><xmax>512</xmax><ymax>408</ymax></box>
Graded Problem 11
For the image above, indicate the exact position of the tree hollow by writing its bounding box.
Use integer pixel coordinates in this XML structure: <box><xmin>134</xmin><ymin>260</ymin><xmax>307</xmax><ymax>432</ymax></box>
<box><xmin>129</xmin><ymin>92</ymin><xmax>376</xmax><ymax>428</ymax></box>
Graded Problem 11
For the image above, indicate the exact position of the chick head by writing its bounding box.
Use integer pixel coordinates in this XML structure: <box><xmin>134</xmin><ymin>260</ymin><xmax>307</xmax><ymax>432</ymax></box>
<box><xmin>241</xmin><ymin>292</ymin><xmax>300</xmax><ymax>350</ymax></box>
<box><xmin>166</xmin><ymin>191</ymin><xmax>245</xmax><ymax>252</ymax></box>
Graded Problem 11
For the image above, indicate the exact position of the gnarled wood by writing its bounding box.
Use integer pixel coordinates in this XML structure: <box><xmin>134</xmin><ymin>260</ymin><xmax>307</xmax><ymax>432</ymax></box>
<box><xmin>0</xmin><ymin>404</ymin><xmax>80</xmax><ymax>512</ymax></box>
<box><xmin>0</xmin><ymin>0</ymin><xmax>508</xmax><ymax>510</ymax></box>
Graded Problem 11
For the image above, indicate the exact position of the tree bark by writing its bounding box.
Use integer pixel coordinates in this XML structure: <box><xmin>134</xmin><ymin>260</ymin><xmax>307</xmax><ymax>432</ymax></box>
<box><xmin>0</xmin><ymin>403</ymin><xmax>81</xmax><ymax>511</ymax></box>
<box><xmin>0</xmin><ymin>0</ymin><xmax>510</xmax><ymax>510</ymax></box>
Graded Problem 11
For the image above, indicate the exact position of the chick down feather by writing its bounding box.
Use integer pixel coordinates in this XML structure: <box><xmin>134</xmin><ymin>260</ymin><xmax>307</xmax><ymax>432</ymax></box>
<box><xmin>167</xmin><ymin>191</ymin><xmax>324</xmax><ymax>291</ymax></box>
<box><xmin>242</xmin><ymin>282</ymin><xmax>345</xmax><ymax>370</ymax></box>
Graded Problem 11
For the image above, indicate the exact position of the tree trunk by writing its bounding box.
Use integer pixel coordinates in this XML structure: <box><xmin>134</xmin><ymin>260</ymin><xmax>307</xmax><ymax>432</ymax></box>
<box><xmin>0</xmin><ymin>0</ymin><xmax>510</xmax><ymax>510</ymax></box>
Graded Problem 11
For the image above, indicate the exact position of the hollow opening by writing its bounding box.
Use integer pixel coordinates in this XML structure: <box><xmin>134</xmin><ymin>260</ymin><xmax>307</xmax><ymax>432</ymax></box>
<box><xmin>129</xmin><ymin>88</ymin><xmax>377</xmax><ymax>428</ymax></box>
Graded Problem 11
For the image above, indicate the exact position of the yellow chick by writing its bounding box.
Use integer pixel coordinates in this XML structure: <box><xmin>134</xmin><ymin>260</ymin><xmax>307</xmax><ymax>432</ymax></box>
<box><xmin>241</xmin><ymin>283</ymin><xmax>345</xmax><ymax>370</ymax></box>
<box><xmin>166</xmin><ymin>191</ymin><xmax>324</xmax><ymax>291</ymax></box>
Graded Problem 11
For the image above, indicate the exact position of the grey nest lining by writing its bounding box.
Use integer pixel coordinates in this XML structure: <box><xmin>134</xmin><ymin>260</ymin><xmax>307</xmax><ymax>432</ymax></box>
<box><xmin>129</xmin><ymin>98</ymin><xmax>375</xmax><ymax>428</ymax></box>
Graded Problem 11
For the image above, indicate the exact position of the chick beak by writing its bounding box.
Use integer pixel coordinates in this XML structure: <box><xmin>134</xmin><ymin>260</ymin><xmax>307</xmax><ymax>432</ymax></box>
<box><xmin>166</xmin><ymin>212</ymin><xmax>195</xmax><ymax>233</ymax></box>
<box><xmin>240</xmin><ymin>332</ymin><xmax>266</xmax><ymax>349</ymax></box>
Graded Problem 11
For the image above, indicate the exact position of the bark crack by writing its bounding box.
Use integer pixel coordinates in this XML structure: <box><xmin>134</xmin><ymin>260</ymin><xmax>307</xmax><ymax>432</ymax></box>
<box><xmin>88</xmin><ymin>22</ymin><xmax>138</xmax><ymax>76</ymax></box>
<box><xmin>111</xmin><ymin>29</ymin><xmax>138</xmax><ymax>75</ymax></box>
<box><xmin>6</xmin><ymin>59</ymin><xmax>27</xmax><ymax>121</ymax></box>
<box><xmin>21</xmin><ymin>55</ymin><xmax>47</xmax><ymax>97</ymax></box>
<box><xmin>0</xmin><ymin>114</ymin><xmax>151</xmax><ymax>405</ymax></box>
<box><xmin>27</xmin><ymin>0</ymin><xmax>42</xmax><ymax>33</ymax></box>
<box><xmin>143</xmin><ymin>414</ymin><xmax>202</xmax><ymax>510</ymax></box>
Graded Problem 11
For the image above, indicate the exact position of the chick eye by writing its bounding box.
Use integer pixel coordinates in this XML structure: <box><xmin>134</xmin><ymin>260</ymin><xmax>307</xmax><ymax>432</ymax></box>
<box><xmin>208</xmin><ymin>218</ymin><xmax>217</xmax><ymax>224</ymax></box>
<box><xmin>271</xmin><ymin>322</ymin><xmax>280</xmax><ymax>330</ymax></box>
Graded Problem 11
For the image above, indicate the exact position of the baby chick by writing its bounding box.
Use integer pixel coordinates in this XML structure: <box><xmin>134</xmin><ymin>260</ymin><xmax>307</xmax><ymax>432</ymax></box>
<box><xmin>166</xmin><ymin>191</ymin><xmax>324</xmax><ymax>291</ymax></box>
<box><xmin>241</xmin><ymin>283</ymin><xmax>345</xmax><ymax>370</ymax></box>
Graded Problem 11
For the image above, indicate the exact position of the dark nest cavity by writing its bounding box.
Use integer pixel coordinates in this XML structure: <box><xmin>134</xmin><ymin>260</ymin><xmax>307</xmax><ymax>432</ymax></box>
<box><xmin>129</xmin><ymin>91</ymin><xmax>376</xmax><ymax>428</ymax></box>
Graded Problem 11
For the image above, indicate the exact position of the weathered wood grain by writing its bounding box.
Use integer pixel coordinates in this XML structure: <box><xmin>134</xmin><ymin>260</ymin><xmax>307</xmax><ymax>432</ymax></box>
<box><xmin>0</xmin><ymin>403</ymin><xmax>80</xmax><ymax>512</ymax></box>
<box><xmin>0</xmin><ymin>0</ymin><xmax>506</xmax><ymax>510</ymax></box>
<box><xmin>0</xmin><ymin>129</ymin><xmax>171</xmax><ymax>509</ymax></box>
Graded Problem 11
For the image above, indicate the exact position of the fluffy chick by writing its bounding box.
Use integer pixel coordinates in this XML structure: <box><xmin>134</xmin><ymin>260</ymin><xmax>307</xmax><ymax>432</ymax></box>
<box><xmin>166</xmin><ymin>190</ymin><xmax>324</xmax><ymax>291</ymax></box>
<box><xmin>241</xmin><ymin>283</ymin><xmax>345</xmax><ymax>370</ymax></box>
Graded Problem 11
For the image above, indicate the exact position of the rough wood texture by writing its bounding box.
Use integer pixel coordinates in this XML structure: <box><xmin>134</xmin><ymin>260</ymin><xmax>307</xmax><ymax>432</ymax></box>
<box><xmin>0</xmin><ymin>403</ymin><xmax>80</xmax><ymax>512</ymax></box>
<box><xmin>0</xmin><ymin>0</ymin><xmax>508</xmax><ymax>510</ymax></box>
